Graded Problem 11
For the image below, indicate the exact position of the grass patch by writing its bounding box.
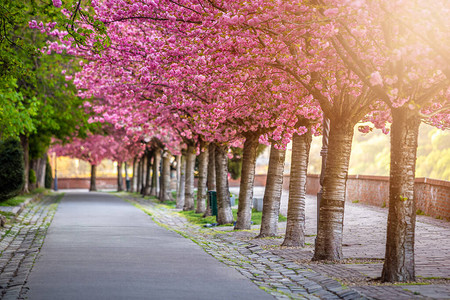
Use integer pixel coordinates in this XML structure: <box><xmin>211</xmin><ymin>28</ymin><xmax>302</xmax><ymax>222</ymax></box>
<box><xmin>0</xmin><ymin>187</ymin><xmax>48</xmax><ymax>207</ymax></box>
<box><xmin>416</xmin><ymin>209</ymin><xmax>426</xmax><ymax>216</ymax></box>
<box><xmin>395</xmin><ymin>282</ymin><xmax>430</xmax><ymax>286</ymax></box>
<box><xmin>0</xmin><ymin>195</ymin><xmax>29</xmax><ymax>207</ymax></box>
<box><xmin>179</xmin><ymin>210</ymin><xmax>217</xmax><ymax>225</ymax></box>
<box><xmin>0</xmin><ymin>211</ymin><xmax>15</xmax><ymax>218</ymax></box>
<box><xmin>160</xmin><ymin>200</ymin><xmax>177</xmax><ymax>208</ymax></box>
<box><xmin>159</xmin><ymin>201</ymin><xmax>286</xmax><ymax>226</ymax></box>
<box><xmin>352</xmin><ymin>200</ymin><xmax>360</xmax><ymax>203</ymax></box>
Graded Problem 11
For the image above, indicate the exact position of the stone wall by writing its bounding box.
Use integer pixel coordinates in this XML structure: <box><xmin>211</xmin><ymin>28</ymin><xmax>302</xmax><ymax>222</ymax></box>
<box><xmin>231</xmin><ymin>174</ymin><xmax>449</xmax><ymax>220</ymax></box>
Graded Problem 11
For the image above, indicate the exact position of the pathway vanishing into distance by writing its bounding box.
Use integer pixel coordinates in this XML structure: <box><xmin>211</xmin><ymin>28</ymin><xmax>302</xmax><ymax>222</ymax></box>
<box><xmin>25</xmin><ymin>192</ymin><xmax>273</xmax><ymax>300</ymax></box>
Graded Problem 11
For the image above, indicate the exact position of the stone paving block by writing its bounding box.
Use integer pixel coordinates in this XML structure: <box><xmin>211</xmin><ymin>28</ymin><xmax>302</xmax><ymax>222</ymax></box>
<box><xmin>0</xmin><ymin>196</ymin><xmax>58</xmax><ymax>299</ymax></box>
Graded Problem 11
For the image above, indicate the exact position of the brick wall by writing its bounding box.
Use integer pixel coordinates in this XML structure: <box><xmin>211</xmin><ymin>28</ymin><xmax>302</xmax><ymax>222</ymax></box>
<box><xmin>55</xmin><ymin>177</ymin><xmax>120</xmax><ymax>190</ymax></box>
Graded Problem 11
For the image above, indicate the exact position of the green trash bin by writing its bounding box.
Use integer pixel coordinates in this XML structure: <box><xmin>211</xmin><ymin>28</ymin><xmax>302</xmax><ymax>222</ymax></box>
<box><xmin>208</xmin><ymin>191</ymin><xmax>217</xmax><ymax>216</ymax></box>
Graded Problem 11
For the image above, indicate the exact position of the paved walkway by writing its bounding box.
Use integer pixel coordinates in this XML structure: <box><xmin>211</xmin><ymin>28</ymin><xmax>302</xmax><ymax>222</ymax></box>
<box><xmin>0</xmin><ymin>190</ymin><xmax>448</xmax><ymax>299</ymax></box>
<box><xmin>24</xmin><ymin>192</ymin><xmax>272</xmax><ymax>300</ymax></box>
<box><xmin>230</xmin><ymin>186</ymin><xmax>450</xmax><ymax>277</ymax></box>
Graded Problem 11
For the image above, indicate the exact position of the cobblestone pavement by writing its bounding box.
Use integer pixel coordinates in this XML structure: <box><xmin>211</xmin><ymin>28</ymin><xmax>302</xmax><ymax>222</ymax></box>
<box><xmin>0</xmin><ymin>194</ymin><xmax>60</xmax><ymax>300</ymax></box>
<box><xmin>125</xmin><ymin>194</ymin><xmax>450</xmax><ymax>300</ymax></box>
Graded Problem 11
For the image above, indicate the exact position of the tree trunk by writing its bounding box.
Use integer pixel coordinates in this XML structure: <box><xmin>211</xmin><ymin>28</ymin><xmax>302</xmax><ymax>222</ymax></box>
<box><xmin>235</xmin><ymin>132</ymin><xmax>259</xmax><ymax>230</ymax></box>
<box><xmin>145</xmin><ymin>150</ymin><xmax>153</xmax><ymax>196</ymax></box>
<box><xmin>124</xmin><ymin>161</ymin><xmax>129</xmax><ymax>191</ymax></box>
<box><xmin>136</xmin><ymin>157</ymin><xmax>142</xmax><ymax>194</ymax></box>
<box><xmin>117</xmin><ymin>162</ymin><xmax>124</xmax><ymax>192</ymax></box>
<box><xmin>160</xmin><ymin>151</ymin><xmax>173</xmax><ymax>202</ymax></box>
<box><xmin>176</xmin><ymin>155</ymin><xmax>181</xmax><ymax>199</ymax></box>
<box><xmin>257</xmin><ymin>144</ymin><xmax>286</xmax><ymax>237</ymax></box>
<box><xmin>381</xmin><ymin>108</ymin><xmax>421</xmax><ymax>282</ymax></box>
<box><xmin>183</xmin><ymin>144</ymin><xmax>196</xmax><ymax>211</ymax></box>
<box><xmin>282</xmin><ymin>129</ymin><xmax>312</xmax><ymax>247</ymax></box>
<box><xmin>39</xmin><ymin>156</ymin><xmax>47</xmax><ymax>188</ymax></box>
<box><xmin>150</xmin><ymin>149</ymin><xmax>160</xmax><ymax>196</ymax></box>
<box><xmin>204</xmin><ymin>143</ymin><xmax>216</xmax><ymax>217</ymax></box>
<box><xmin>177</xmin><ymin>154</ymin><xmax>186</xmax><ymax>209</ymax></box>
<box><xmin>140</xmin><ymin>154</ymin><xmax>146</xmax><ymax>195</ymax></box>
<box><xmin>313</xmin><ymin>122</ymin><xmax>354</xmax><ymax>261</ymax></box>
<box><xmin>20</xmin><ymin>135</ymin><xmax>30</xmax><ymax>194</ymax></box>
<box><xmin>33</xmin><ymin>156</ymin><xmax>46</xmax><ymax>188</ymax></box>
<box><xmin>89</xmin><ymin>164</ymin><xmax>97</xmax><ymax>191</ymax></box>
<box><xmin>159</xmin><ymin>155</ymin><xmax>164</xmax><ymax>200</ymax></box>
<box><xmin>131</xmin><ymin>156</ymin><xmax>137</xmax><ymax>193</ymax></box>
<box><xmin>215</xmin><ymin>144</ymin><xmax>234</xmax><ymax>225</ymax></box>
<box><xmin>196</xmin><ymin>144</ymin><xmax>208</xmax><ymax>214</ymax></box>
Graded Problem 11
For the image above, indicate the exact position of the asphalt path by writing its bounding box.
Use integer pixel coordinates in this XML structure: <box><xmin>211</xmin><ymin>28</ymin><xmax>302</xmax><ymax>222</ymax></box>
<box><xmin>26</xmin><ymin>192</ymin><xmax>273</xmax><ymax>300</ymax></box>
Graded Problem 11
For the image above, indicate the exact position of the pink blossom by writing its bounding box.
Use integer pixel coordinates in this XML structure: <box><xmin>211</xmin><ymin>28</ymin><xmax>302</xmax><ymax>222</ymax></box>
<box><xmin>52</xmin><ymin>0</ymin><xmax>62</xmax><ymax>8</ymax></box>
<box><xmin>369</xmin><ymin>71</ymin><xmax>383</xmax><ymax>86</ymax></box>
<box><xmin>323</xmin><ymin>8</ymin><xmax>339</xmax><ymax>17</ymax></box>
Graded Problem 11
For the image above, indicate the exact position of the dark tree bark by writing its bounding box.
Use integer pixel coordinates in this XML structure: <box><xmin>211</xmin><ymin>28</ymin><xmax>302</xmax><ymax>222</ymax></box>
<box><xmin>382</xmin><ymin>108</ymin><xmax>421</xmax><ymax>282</ymax></box>
<box><xmin>204</xmin><ymin>143</ymin><xmax>216</xmax><ymax>217</ymax></box>
<box><xmin>196</xmin><ymin>143</ymin><xmax>208</xmax><ymax>214</ymax></box>
<box><xmin>215</xmin><ymin>144</ymin><xmax>234</xmax><ymax>225</ymax></box>
<box><xmin>313</xmin><ymin>122</ymin><xmax>354</xmax><ymax>261</ymax></box>
<box><xmin>136</xmin><ymin>156</ymin><xmax>142</xmax><ymax>194</ymax></box>
<box><xmin>140</xmin><ymin>154</ymin><xmax>147</xmax><ymax>195</ymax></box>
<box><xmin>150</xmin><ymin>149</ymin><xmax>160</xmax><ymax>196</ymax></box>
<box><xmin>89</xmin><ymin>164</ymin><xmax>97</xmax><ymax>191</ymax></box>
<box><xmin>117</xmin><ymin>162</ymin><xmax>124</xmax><ymax>192</ymax></box>
<box><xmin>20</xmin><ymin>135</ymin><xmax>30</xmax><ymax>194</ymax></box>
<box><xmin>131</xmin><ymin>156</ymin><xmax>137</xmax><ymax>193</ymax></box>
<box><xmin>144</xmin><ymin>150</ymin><xmax>152</xmax><ymax>195</ymax></box>
<box><xmin>257</xmin><ymin>144</ymin><xmax>286</xmax><ymax>238</ymax></box>
<box><xmin>183</xmin><ymin>144</ymin><xmax>196</xmax><ymax>211</ymax></box>
<box><xmin>282</xmin><ymin>128</ymin><xmax>312</xmax><ymax>247</ymax></box>
<box><xmin>235</xmin><ymin>132</ymin><xmax>259</xmax><ymax>230</ymax></box>
<box><xmin>124</xmin><ymin>161</ymin><xmax>129</xmax><ymax>191</ymax></box>
<box><xmin>177</xmin><ymin>154</ymin><xmax>186</xmax><ymax>209</ymax></box>
<box><xmin>160</xmin><ymin>151</ymin><xmax>173</xmax><ymax>202</ymax></box>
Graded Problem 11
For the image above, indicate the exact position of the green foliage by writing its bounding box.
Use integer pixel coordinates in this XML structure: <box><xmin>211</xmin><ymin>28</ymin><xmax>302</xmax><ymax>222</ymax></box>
<box><xmin>228</xmin><ymin>147</ymin><xmax>243</xmax><ymax>180</ymax></box>
<box><xmin>308</xmin><ymin>124</ymin><xmax>449</xmax><ymax>181</ymax></box>
<box><xmin>0</xmin><ymin>76</ymin><xmax>38</xmax><ymax>138</ymax></box>
<box><xmin>45</xmin><ymin>158</ymin><xmax>53</xmax><ymax>188</ymax></box>
<box><xmin>0</xmin><ymin>138</ymin><xmax>25</xmax><ymax>201</ymax></box>
<box><xmin>347</xmin><ymin>127</ymin><xmax>390</xmax><ymax>176</ymax></box>
<box><xmin>0</xmin><ymin>0</ymin><xmax>103</xmax><ymax>152</ymax></box>
<box><xmin>29</xmin><ymin>168</ymin><xmax>36</xmax><ymax>184</ymax></box>
<box><xmin>416</xmin><ymin>125</ymin><xmax>450</xmax><ymax>180</ymax></box>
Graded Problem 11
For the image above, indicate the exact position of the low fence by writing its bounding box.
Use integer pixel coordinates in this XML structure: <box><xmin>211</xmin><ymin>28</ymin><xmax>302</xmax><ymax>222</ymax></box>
<box><xmin>58</xmin><ymin>174</ymin><xmax>449</xmax><ymax>220</ymax></box>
